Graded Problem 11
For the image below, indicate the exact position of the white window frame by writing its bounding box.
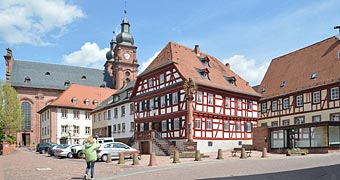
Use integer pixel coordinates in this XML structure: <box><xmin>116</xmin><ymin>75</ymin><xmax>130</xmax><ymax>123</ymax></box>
<box><xmin>195</xmin><ymin>118</ymin><xmax>201</xmax><ymax>129</ymax></box>
<box><xmin>296</xmin><ymin>95</ymin><xmax>303</xmax><ymax>107</ymax></box>
<box><xmin>312</xmin><ymin>91</ymin><xmax>321</xmax><ymax>104</ymax></box>
<box><xmin>174</xmin><ymin>118</ymin><xmax>179</xmax><ymax>130</ymax></box>
<box><xmin>206</xmin><ymin>119</ymin><xmax>212</xmax><ymax>130</ymax></box>
<box><xmin>283</xmin><ymin>98</ymin><xmax>290</xmax><ymax>109</ymax></box>
<box><xmin>224</xmin><ymin>121</ymin><xmax>229</xmax><ymax>131</ymax></box>
<box><xmin>331</xmin><ymin>87</ymin><xmax>339</xmax><ymax>100</ymax></box>
<box><xmin>225</xmin><ymin>97</ymin><xmax>230</xmax><ymax>108</ymax></box>
<box><xmin>272</xmin><ymin>100</ymin><xmax>278</xmax><ymax>111</ymax></box>
<box><xmin>208</xmin><ymin>94</ymin><xmax>213</xmax><ymax>105</ymax></box>
<box><xmin>261</xmin><ymin>103</ymin><xmax>267</xmax><ymax>113</ymax></box>
<box><xmin>73</xmin><ymin>110</ymin><xmax>79</xmax><ymax>119</ymax></box>
<box><xmin>162</xmin><ymin>120</ymin><xmax>167</xmax><ymax>131</ymax></box>
<box><xmin>197</xmin><ymin>91</ymin><xmax>202</xmax><ymax>103</ymax></box>
<box><xmin>61</xmin><ymin>109</ymin><xmax>67</xmax><ymax>118</ymax></box>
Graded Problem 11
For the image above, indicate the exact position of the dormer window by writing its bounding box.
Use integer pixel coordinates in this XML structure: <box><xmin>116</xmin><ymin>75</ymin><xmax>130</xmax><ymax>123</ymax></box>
<box><xmin>71</xmin><ymin>97</ymin><xmax>77</xmax><ymax>104</ymax></box>
<box><xmin>24</xmin><ymin>76</ymin><xmax>31</xmax><ymax>83</ymax></box>
<box><xmin>311</xmin><ymin>72</ymin><xmax>318</xmax><ymax>80</ymax></box>
<box><xmin>64</xmin><ymin>80</ymin><xmax>70</xmax><ymax>87</ymax></box>
<box><xmin>262</xmin><ymin>87</ymin><xmax>267</xmax><ymax>92</ymax></box>
<box><xmin>45</xmin><ymin>72</ymin><xmax>50</xmax><ymax>76</ymax></box>
<box><xmin>100</xmin><ymin>83</ymin><xmax>105</xmax><ymax>88</ymax></box>
<box><xmin>113</xmin><ymin>95</ymin><xmax>120</xmax><ymax>102</ymax></box>
<box><xmin>198</xmin><ymin>56</ymin><xmax>211</xmax><ymax>67</ymax></box>
<box><xmin>81</xmin><ymin>75</ymin><xmax>87</xmax><ymax>80</ymax></box>
<box><xmin>127</xmin><ymin>91</ymin><xmax>132</xmax><ymax>98</ymax></box>
<box><xmin>84</xmin><ymin>99</ymin><xmax>90</xmax><ymax>105</ymax></box>
<box><xmin>196</xmin><ymin>68</ymin><xmax>210</xmax><ymax>80</ymax></box>
<box><xmin>224</xmin><ymin>76</ymin><xmax>236</xmax><ymax>86</ymax></box>
<box><xmin>93</xmin><ymin>100</ymin><xmax>98</xmax><ymax>106</ymax></box>
<box><xmin>280</xmin><ymin>80</ymin><xmax>286</xmax><ymax>88</ymax></box>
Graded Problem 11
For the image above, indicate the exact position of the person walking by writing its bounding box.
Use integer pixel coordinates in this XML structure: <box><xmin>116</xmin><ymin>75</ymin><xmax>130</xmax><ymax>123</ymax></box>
<box><xmin>83</xmin><ymin>136</ymin><xmax>100</xmax><ymax>180</ymax></box>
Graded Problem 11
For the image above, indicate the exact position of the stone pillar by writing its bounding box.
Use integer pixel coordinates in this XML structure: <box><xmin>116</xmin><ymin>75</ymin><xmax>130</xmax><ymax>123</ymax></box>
<box><xmin>132</xmin><ymin>153</ymin><xmax>139</xmax><ymax>165</ymax></box>
<box><xmin>261</xmin><ymin>147</ymin><xmax>267</xmax><ymax>158</ymax></box>
<box><xmin>106</xmin><ymin>154</ymin><xmax>112</xmax><ymax>163</ymax></box>
<box><xmin>217</xmin><ymin>149</ymin><xmax>223</xmax><ymax>159</ymax></box>
<box><xmin>172</xmin><ymin>150</ymin><xmax>180</xmax><ymax>163</ymax></box>
<box><xmin>240</xmin><ymin>148</ymin><xmax>247</xmax><ymax>159</ymax></box>
<box><xmin>195</xmin><ymin>150</ymin><xmax>201</xmax><ymax>161</ymax></box>
<box><xmin>148</xmin><ymin>153</ymin><xmax>157</xmax><ymax>166</ymax></box>
<box><xmin>183</xmin><ymin>78</ymin><xmax>197</xmax><ymax>142</ymax></box>
<box><xmin>118</xmin><ymin>153</ymin><xmax>125</xmax><ymax>164</ymax></box>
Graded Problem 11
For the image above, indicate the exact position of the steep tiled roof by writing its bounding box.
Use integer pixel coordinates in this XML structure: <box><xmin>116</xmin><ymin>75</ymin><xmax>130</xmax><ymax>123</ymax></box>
<box><xmin>258</xmin><ymin>36</ymin><xmax>340</xmax><ymax>100</ymax></box>
<box><xmin>38</xmin><ymin>84</ymin><xmax>116</xmax><ymax>112</ymax></box>
<box><xmin>10</xmin><ymin>60</ymin><xmax>114</xmax><ymax>90</ymax></box>
<box><xmin>142</xmin><ymin>42</ymin><xmax>261</xmax><ymax>97</ymax></box>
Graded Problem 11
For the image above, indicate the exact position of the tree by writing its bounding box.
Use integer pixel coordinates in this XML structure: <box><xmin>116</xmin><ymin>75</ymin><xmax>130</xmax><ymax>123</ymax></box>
<box><xmin>0</xmin><ymin>82</ymin><xmax>24</xmax><ymax>143</ymax></box>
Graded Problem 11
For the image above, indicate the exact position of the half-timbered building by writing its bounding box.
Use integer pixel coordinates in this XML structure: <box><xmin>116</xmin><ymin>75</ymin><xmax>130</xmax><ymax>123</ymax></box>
<box><xmin>131</xmin><ymin>42</ymin><xmax>261</xmax><ymax>154</ymax></box>
<box><xmin>255</xmin><ymin>33</ymin><xmax>340</xmax><ymax>153</ymax></box>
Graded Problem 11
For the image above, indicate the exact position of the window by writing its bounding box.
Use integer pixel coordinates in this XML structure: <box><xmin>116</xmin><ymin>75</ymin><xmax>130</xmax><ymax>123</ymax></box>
<box><xmin>85</xmin><ymin>127</ymin><xmax>90</xmax><ymax>134</ymax></box>
<box><xmin>283</xmin><ymin>120</ymin><xmax>290</xmax><ymax>126</ymax></box>
<box><xmin>104</xmin><ymin>111</ymin><xmax>107</xmax><ymax>120</ymax></box>
<box><xmin>61</xmin><ymin>109</ymin><xmax>67</xmax><ymax>118</ymax></box>
<box><xmin>208</xmin><ymin>94</ymin><xmax>213</xmax><ymax>105</ymax></box>
<box><xmin>331</xmin><ymin>87</ymin><xmax>339</xmax><ymax>100</ymax></box>
<box><xmin>154</xmin><ymin>97</ymin><xmax>159</xmax><ymax>109</ymax></box>
<box><xmin>224</xmin><ymin>121</ymin><xmax>229</xmax><ymax>131</ymax></box>
<box><xmin>331</xmin><ymin>113</ymin><xmax>339</xmax><ymax>121</ymax></box>
<box><xmin>127</xmin><ymin>91</ymin><xmax>132</xmax><ymax>98</ymax></box>
<box><xmin>162</xmin><ymin>120</ymin><xmax>167</xmax><ymax>131</ymax></box>
<box><xmin>130</xmin><ymin>122</ymin><xmax>134</xmax><ymax>131</ymax></box>
<box><xmin>271</xmin><ymin>121</ymin><xmax>278</xmax><ymax>127</ymax></box>
<box><xmin>245</xmin><ymin>122</ymin><xmax>252</xmax><ymax>132</ymax></box>
<box><xmin>130</xmin><ymin>103</ymin><xmax>134</xmax><ymax>114</ymax></box>
<box><xmin>237</xmin><ymin>99</ymin><xmax>242</xmax><ymax>109</ymax></box>
<box><xmin>93</xmin><ymin>114</ymin><xmax>97</xmax><ymax>122</ymax></box>
<box><xmin>114</xmin><ymin>108</ymin><xmax>118</xmax><ymax>118</ymax></box>
<box><xmin>113</xmin><ymin>125</ymin><xmax>117</xmax><ymax>133</ymax></box>
<box><xmin>64</xmin><ymin>80</ymin><xmax>70</xmax><ymax>86</ymax></box>
<box><xmin>271</xmin><ymin>101</ymin><xmax>278</xmax><ymax>111</ymax></box>
<box><xmin>160</xmin><ymin>74</ymin><xmax>164</xmax><ymax>84</ymax></box>
<box><xmin>247</xmin><ymin>100</ymin><xmax>252</xmax><ymax>110</ymax></box>
<box><xmin>225</xmin><ymin>97</ymin><xmax>230</xmax><ymax>108</ymax></box>
<box><xmin>122</xmin><ymin>123</ymin><xmax>126</xmax><ymax>132</ymax></box>
<box><xmin>149</xmin><ymin>99</ymin><xmax>154</xmax><ymax>110</ymax></box>
<box><xmin>283</xmin><ymin>98</ymin><xmax>290</xmax><ymax>109</ymax></box>
<box><xmin>172</xmin><ymin>92</ymin><xmax>178</xmax><ymax>104</ymax></box>
<box><xmin>73</xmin><ymin>125</ymin><xmax>79</xmax><ymax>134</ymax></box>
<box><xmin>117</xmin><ymin>124</ymin><xmax>121</xmax><ymax>132</ymax></box>
<box><xmin>280</xmin><ymin>80</ymin><xmax>286</xmax><ymax>87</ymax></box>
<box><xmin>197</xmin><ymin>91</ymin><xmax>202</xmax><ymax>103</ymax></box>
<box><xmin>108</xmin><ymin>110</ymin><xmax>111</xmax><ymax>120</ymax></box>
<box><xmin>296</xmin><ymin>95</ymin><xmax>303</xmax><ymax>107</ymax></box>
<box><xmin>84</xmin><ymin>99</ymin><xmax>90</xmax><ymax>105</ymax></box>
<box><xmin>61</xmin><ymin>125</ymin><xmax>67</xmax><ymax>133</ymax></box>
<box><xmin>73</xmin><ymin>110</ymin><xmax>79</xmax><ymax>119</ymax></box>
<box><xmin>24</xmin><ymin>76</ymin><xmax>31</xmax><ymax>83</ymax></box>
<box><xmin>312</xmin><ymin>115</ymin><xmax>321</xmax><ymax>122</ymax></box>
<box><xmin>161</xmin><ymin>96</ymin><xmax>166</xmax><ymax>107</ymax></box>
<box><xmin>195</xmin><ymin>118</ymin><xmax>201</xmax><ymax>129</ymax></box>
<box><xmin>71</xmin><ymin>97</ymin><xmax>77</xmax><ymax>104</ymax></box>
<box><xmin>225</xmin><ymin>76</ymin><xmax>236</xmax><ymax>86</ymax></box>
<box><xmin>98</xmin><ymin>113</ymin><xmax>102</xmax><ymax>121</ymax></box>
<box><xmin>121</xmin><ymin>106</ymin><xmax>125</xmax><ymax>117</ymax></box>
<box><xmin>261</xmin><ymin>103</ymin><xmax>267</xmax><ymax>113</ymax></box>
<box><xmin>174</xmin><ymin>118</ymin><xmax>179</xmax><ymax>130</ymax></box>
<box><xmin>93</xmin><ymin>100</ymin><xmax>98</xmax><ymax>106</ymax></box>
<box><xmin>311</xmin><ymin>72</ymin><xmax>318</xmax><ymax>80</ymax></box>
<box><xmin>312</xmin><ymin>91</ymin><xmax>320</xmax><ymax>104</ymax></box>
<box><xmin>261</xmin><ymin>122</ymin><xmax>268</xmax><ymax>127</ymax></box>
<box><xmin>196</xmin><ymin>68</ymin><xmax>210</xmax><ymax>80</ymax></box>
<box><xmin>235</xmin><ymin>122</ymin><xmax>241</xmax><ymax>131</ymax></box>
<box><xmin>85</xmin><ymin>112</ymin><xmax>90</xmax><ymax>119</ymax></box>
<box><xmin>295</xmin><ymin>116</ymin><xmax>305</xmax><ymax>124</ymax></box>
<box><xmin>148</xmin><ymin>78</ymin><xmax>153</xmax><ymax>87</ymax></box>
<box><xmin>206</xmin><ymin>119</ymin><xmax>212</xmax><ymax>130</ymax></box>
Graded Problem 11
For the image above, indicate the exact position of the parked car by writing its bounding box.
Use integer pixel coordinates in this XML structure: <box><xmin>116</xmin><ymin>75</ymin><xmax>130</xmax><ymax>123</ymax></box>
<box><xmin>55</xmin><ymin>144</ymin><xmax>81</xmax><ymax>158</ymax></box>
<box><xmin>71</xmin><ymin>144</ymin><xmax>84</xmax><ymax>158</ymax></box>
<box><xmin>96</xmin><ymin>142</ymin><xmax>138</xmax><ymax>162</ymax></box>
<box><xmin>48</xmin><ymin>144</ymin><xmax>67</xmax><ymax>156</ymax></box>
<box><xmin>37</xmin><ymin>142</ymin><xmax>56</xmax><ymax>154</ymax></box>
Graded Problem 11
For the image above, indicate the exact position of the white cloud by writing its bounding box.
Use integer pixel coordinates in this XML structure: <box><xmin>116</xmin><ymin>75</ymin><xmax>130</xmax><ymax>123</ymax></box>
<box><xmin>0</xmin><ymin>0</ymin><xmax>84</xmax><ymax>46</ymax></box>
<box><xmin>223</xmin><ymin>55</ymin><xmax>269</xmax><ymax>86</ymax></box>
<box><xmin>140</xmin><ymin>51</ymin><xmax>160</xmax><ymax>73</ymax></box>
<box><xmin>63</xmin><ymin>42</ymin><xmax>109</xmax><ymax>68</ymax></box>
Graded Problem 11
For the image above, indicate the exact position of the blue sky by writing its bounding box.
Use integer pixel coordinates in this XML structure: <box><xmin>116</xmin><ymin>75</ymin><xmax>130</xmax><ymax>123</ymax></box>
<box><xmin>0</xmin><ymin>0</ymin><xmax>339</xmax><ymax>86</ymax></box>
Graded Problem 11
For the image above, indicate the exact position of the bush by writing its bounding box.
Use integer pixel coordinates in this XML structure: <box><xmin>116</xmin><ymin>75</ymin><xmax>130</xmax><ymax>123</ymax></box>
<box><xmin>2</xmin><ymin>135</ymin><xmax>16</xmax><ymax>144</ymax></box>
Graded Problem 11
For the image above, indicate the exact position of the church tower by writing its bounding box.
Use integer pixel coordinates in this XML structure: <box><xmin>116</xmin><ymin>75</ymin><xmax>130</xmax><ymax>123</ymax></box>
<box><xmin>105</xmin><ymin>11</ymin><xmax>139</xmax><ymax>89</ymax></box>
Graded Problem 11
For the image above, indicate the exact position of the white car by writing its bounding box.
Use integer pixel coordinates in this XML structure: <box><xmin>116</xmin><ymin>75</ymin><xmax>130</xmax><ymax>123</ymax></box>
<box><xmin>55</xmin><ymin>144</ymin><xmax>81</xmax><ymax>158</ymax></box>
<box><xmin>96</xmin><ymin>142</ymin><xmax>138</xmax><ymax>162</ymax></box>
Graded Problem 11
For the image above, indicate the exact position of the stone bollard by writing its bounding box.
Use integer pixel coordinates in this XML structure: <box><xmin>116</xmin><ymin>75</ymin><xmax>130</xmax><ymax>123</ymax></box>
<box><xmin>194</xmin><ymin>150</ymin><xmax>201</xmax><ymax>161</ymax></box>
<box><xmin>148</xmin><ymin>153</ymin><xmax>157</xmax><ymax>166</ymax></box>
<box><xmin>261</xmin><ymin>147</ymin><xmax>267</xmax><ymax>158</ymax></box>
<box><xmin>106</xmin><ymin>153</ymin><xmax>112</xmax><ymax>163</ymax></box>
<box><xmin>118</xmin><ymin>153</ymin><xmax>125</xmax><ymax>164</ymax></box>
<box><xmin>217</xmin><ymin>149</ymin><xmax>223</xmax><ymax>160</ymax></box>
<box><xmin>173</xmin><ymin>150</ymin><xmax>180</xmax><ymax>163</ymax></box>
<box><xmin>132</xmin><ymin>153</ymin><xmax>139</xmax><ymax>165</ymax></box>
<box><xmin>240</xmin><ymin>148</ymin><xmax>247</xmax><ymax>159</ymax></box>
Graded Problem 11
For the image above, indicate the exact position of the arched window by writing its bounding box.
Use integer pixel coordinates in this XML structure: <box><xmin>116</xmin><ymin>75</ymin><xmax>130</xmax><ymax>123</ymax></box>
<box><xmin>21</xmin><ymin>102</ymin><xmax>31</xmax><ymax>131</ymax></box>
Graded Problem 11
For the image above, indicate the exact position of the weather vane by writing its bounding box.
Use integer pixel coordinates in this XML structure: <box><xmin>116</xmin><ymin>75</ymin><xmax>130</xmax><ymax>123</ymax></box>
<box><xmin>124</xmin><ymin>0</ymin><xmax>127</xmax><ymax>17</ymax></box>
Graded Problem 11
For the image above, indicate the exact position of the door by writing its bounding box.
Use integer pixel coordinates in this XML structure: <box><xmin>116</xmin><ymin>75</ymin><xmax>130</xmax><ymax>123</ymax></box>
<box><xmin>22</xmin><ymin>133</ymin><xmax>30</xmax><ymax>146</ymax></box>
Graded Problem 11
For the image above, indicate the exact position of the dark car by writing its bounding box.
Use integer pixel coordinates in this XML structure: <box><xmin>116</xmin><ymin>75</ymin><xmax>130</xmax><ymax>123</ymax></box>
<box><xmin>48</xmin><ymin>144</ymin><xmax>67</xmax><ymax>156</ymax></box>
<box><xmin>37</xmin><ymin>142</ymin><xmax>56</xmax><ymax>154</ymax></box>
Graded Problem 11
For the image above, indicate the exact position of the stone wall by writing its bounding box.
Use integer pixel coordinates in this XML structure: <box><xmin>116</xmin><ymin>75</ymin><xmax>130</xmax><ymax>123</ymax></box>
<box><xmin>1</xmin><ymin>141</ymin><xmax>16</xmax><ymax>155</ymax></box>
<box><xmin>253</xmin><ymin>127</ymin><xmax>269</xmax><ymax>151</ymax></box>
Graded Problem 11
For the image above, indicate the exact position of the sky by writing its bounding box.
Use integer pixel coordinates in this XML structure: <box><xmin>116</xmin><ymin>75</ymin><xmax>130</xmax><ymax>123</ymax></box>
<box><xmin>0</xmin><ymin>0</ymin><xmax>339</xmax><ymax>86</ymax></box>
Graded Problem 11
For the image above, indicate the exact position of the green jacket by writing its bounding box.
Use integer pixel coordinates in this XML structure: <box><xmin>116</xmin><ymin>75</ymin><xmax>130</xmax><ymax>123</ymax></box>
<box><xmin>82</xmin><ymin>142</ymin><xmax>100</xmax><ymax>162</ymax></box>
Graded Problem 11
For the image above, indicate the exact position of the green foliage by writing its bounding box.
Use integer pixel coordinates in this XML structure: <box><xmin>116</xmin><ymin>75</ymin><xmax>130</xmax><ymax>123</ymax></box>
<box><xmin>0</xmin><ymin>82</ymin><xmax>24</xmax><ymax>143</ymax></box>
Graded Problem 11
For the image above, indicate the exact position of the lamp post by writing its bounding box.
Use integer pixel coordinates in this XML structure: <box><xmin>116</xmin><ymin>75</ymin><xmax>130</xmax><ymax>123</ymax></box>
<box><xmin>183</xmin><ymin>78</ymin><xmax>197</xmax><ymax>142</ymax></box>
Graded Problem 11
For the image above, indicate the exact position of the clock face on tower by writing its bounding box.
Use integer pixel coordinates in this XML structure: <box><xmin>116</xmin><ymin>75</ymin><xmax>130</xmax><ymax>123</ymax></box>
<box><xmin>124</xmin><ymin>52</ymin><xmax>131</xmax><ymax>60</ymax></box>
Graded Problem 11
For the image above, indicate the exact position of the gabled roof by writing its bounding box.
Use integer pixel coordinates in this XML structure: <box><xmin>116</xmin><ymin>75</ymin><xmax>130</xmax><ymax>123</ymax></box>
<box><xmin>10</xmin><ymin>60</ymin><xmax>114</xmax><ymax>90</ymax></box>
<box><xmin>141</xmin><ymin>42</ymin><xmax>261</xmax><ymax>97</ymax></box>
<box><xmin>258</xmin><ymin>36</ymin><xmax>340</xmax><ymax>100</ymax></box>
<box><xmin>92</xmin><ymin>80</ymin><xmax>136</xmax><ymax>113</ymax></box>
<box><xmin>38</xmin><ymin>84</ymin><xmax>116</xmax><ymax>112</ymax></box>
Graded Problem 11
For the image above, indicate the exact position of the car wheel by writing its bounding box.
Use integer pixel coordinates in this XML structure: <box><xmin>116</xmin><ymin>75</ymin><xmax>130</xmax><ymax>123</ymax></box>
<box><xmin>101</xmin><ymin>154</ymin><xmax>108</xmax><ymax>162</ymax></box>
<box><xmin>77</xmin><ymin>151</ymin><xmax>83</xmax><ymax>158</ymax></box>
<box><xmin>41</xmin><ymin>149</ymin><xmax>46</xmax><ymax>154</ymax></box>
<box><xmin>67</xmin><ymin>152</ymin><xmax>73</xmax><ymax>158</ymax></box>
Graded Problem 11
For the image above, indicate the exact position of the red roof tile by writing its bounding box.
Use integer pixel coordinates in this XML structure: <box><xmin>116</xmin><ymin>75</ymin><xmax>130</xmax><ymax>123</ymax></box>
<box><xmin>258</xmin><ymin>36</ymin><xmax>340</xmax><ymax>99</ymax></box>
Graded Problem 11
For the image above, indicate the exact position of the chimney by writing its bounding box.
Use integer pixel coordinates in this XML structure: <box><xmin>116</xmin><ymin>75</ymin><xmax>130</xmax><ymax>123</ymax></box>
<box><xmin>225</xmin><ymin>63</ymin><xmax>230</xmax><ymax>69</ymax></box>
<box><xmin>194</xmin><ymin>45</ymin><xmax>200</xmax><ymax>56</ymax></box>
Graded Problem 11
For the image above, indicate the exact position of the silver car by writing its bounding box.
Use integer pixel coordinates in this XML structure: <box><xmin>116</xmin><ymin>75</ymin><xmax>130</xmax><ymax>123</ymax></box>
<box><xmin>55</xmin><ymin>144</ymin><xmax>81</xmax><ymax>158</ymax></box>
<box><xmin>96</xmin><ymin>142</ymin><xmax>138</xmax><ymax>161</ymax></box>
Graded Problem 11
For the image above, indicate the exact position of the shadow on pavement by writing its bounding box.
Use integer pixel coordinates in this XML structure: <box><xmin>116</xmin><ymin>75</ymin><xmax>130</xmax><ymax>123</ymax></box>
<box><xmin>197</xmin><ymin>164</ymin><xmax>340</xmax><ymax>180</ymax></box>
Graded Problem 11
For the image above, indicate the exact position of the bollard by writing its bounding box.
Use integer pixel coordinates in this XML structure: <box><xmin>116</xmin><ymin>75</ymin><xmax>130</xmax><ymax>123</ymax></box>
<box><xmin>118</xmin><ymin>153</ymin><xmax>125</xmax><ymax>164</ymax></box>
<box><xmin>240</xmin><ymin>148</ymin><xmax>247</xmax><ymax>159</ymax></box>
<box><xmin>148</xmin><ymin>153</ymin><xmax>157</xmax><ymax>166</ymax></box>
<box><xmin>261</xmin><ymin>147</ymin><xmax>267</xmax><ymax>158</ymax></box>
<box><xmin>106</xmin><ymin>153</ymin><xmax>112</xmax><ymax>163</ymax></box>
<box><xmin>194</xmin><ymin>150</ymin><xmax>201</xmax><ymax>161</ymax></box>
<box><xmin>217</xmin><ymin>149</ymin><xmax>223</xmax><ymax>160</ymax></box>
<box><xmin>173</xmin><ymin>150</ymin><xmax>180</xmax><ymax>163</ymax></box>
<box><xmin>132</xmin><ymin>153</ymin><xmax>139</xmax><ymax>165</ymax></box>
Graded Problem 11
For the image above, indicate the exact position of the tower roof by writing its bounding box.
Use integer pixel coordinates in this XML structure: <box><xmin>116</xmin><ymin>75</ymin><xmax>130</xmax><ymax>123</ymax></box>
<box><xmin>116</xmin><ymin>11</ymin><xmax>134</xmax><ymax>46</ymax></box>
